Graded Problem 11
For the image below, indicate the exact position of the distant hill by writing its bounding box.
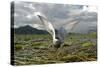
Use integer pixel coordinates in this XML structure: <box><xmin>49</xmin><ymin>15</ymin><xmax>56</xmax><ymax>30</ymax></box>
<box><xmin>12</xmin><ymin>25</ymin><xmax>97</xmax><ymax>34</ymax></box>
<box><xmin>14</xmin><ymin>25</ymin><xmax>48</xmax><ymax>34</ymax></box>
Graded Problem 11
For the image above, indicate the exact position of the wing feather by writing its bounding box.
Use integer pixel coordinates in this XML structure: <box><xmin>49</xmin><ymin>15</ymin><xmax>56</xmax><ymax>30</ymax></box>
<box><xmin>64</xmin><ymin>20</ymin><xmax>79</xmax><ymax>32</ymax></box>
<box><xmin>34</xmin><ymin>12</ymin><xmax>55</xmax><ymax>37</ymax></box>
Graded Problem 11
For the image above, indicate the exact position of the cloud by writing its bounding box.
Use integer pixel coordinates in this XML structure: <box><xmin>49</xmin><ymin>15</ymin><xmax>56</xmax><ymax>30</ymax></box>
<box><xmin>12</xmin><ymin>1</ymin><xmax>97</xmax><ymax>33</ymax></box>
<box><xmin>32</xmin><ymin>24</ymin><xmax>45</xmax><ymax>30</ymax></box>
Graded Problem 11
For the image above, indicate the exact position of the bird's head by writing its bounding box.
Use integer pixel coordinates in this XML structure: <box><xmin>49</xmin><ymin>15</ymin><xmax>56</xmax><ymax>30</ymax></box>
<box><xmin>53</xmin><ymin>38</ymin><xmax>62</xmax><ymax>49</ymax></box>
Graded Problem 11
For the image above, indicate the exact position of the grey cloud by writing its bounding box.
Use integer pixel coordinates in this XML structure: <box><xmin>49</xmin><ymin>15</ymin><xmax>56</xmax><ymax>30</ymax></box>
<box><xmin>12</xmin><ymin>1</ymin><xmax>97</xmax><ymax>33</ymax></box>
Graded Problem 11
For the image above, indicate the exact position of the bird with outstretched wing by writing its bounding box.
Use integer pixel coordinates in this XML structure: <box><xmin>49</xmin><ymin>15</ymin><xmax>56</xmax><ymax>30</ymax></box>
<box><xmin>34</xmin><ymin>12</ymin><xmax>79</xmax><ymax>49</ymax></box>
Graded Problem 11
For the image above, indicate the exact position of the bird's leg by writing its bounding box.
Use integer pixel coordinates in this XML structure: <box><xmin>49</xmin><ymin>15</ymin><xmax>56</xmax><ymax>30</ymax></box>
<box><xmin>56</xmin><ymin>43</ymin><xmax>65</xmax><ymax>58</ymax></box>
<box><xmin>60</xmin><ymin>43</ymin><xmax>64</xmax><ymax>48</ymax></box>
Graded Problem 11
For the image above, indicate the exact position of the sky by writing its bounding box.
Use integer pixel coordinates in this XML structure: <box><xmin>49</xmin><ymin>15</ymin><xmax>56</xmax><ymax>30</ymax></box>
<box><xmin>12</xmin><ymin>1</ymin><xmax>97</xmax><ymax>33</ymax></box>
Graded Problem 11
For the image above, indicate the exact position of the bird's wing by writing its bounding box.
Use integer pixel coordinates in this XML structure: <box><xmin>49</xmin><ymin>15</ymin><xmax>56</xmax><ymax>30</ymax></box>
<box><xmin>57</xmin><ymin>21</ymin><xmax>78</xmax><ymax>42</ymax></box>
<box><xmin>34</xmin><ymin>12</ymin><xmax>55</xmax><ymax>37</ymax></box>
<box><xmin>63</xmin><ymin>20</ymin><xmax>79</xmax><ymax>32</ymax></box>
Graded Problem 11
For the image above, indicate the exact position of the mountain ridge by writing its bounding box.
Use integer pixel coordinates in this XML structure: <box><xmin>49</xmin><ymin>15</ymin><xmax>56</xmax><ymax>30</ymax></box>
<box><xmin>13</xmin><ymin>25</ymin><xmax>48</xmax><ymax>34</ymax></box>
